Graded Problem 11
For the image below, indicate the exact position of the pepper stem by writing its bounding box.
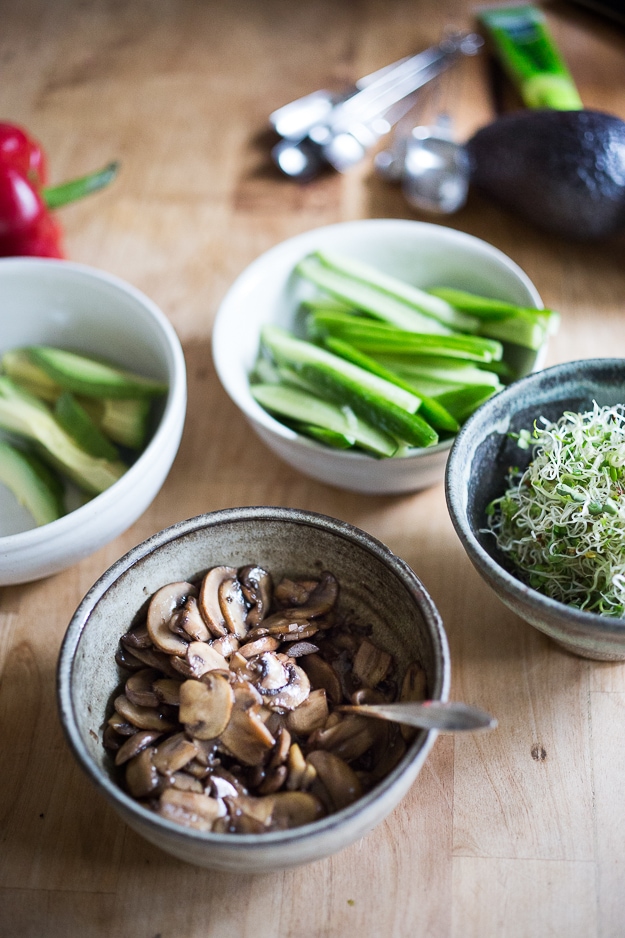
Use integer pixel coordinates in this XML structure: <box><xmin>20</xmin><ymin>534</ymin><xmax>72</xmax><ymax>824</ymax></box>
<box><xmin>43</xmin><ymin>161</ymin><xmax>119</xmax><ymax>209</ymax></box>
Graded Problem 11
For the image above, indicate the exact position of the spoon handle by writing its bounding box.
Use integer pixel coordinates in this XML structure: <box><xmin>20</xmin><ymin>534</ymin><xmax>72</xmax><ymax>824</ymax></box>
<box><xmin>340</xmin><ymin>700</ymin><xmax>497</xmax><ymax>733</ymax></box>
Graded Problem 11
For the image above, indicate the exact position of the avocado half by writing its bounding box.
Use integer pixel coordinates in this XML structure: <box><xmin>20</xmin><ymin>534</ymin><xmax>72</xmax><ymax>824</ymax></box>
<box><xmin>466</xmin><ymin>109</ymin><xmax>625</xmax><ymax>241</ymax></box>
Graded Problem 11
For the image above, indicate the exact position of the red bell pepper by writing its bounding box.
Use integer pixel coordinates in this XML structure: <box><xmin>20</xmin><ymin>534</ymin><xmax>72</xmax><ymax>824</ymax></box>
<box><xmin>0</xmin><ymin>121</ymin><xmax>118</xmax><ymax>259</ymax></box>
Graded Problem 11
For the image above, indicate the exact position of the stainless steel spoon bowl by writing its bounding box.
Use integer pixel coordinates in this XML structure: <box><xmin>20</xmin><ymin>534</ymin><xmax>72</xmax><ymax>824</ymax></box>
<box><xmin>340</xmin><ymin>699</ymin><xmax>497</xmax><ymax>732</ymax></box>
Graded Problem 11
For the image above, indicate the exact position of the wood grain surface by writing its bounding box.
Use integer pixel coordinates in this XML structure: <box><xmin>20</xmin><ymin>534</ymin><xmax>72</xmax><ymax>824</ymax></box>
<box><xmin>1</xmin><ymin>1</ymin><xmax>625</xmax><ymax>936</ymax></box>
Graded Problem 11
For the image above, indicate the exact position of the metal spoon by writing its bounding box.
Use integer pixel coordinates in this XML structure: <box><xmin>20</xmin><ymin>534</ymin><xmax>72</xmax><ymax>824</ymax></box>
<box><xmin>339</xmin><ymin>700</ymin><xmax>497</xmax><ymax>733</ymax></box>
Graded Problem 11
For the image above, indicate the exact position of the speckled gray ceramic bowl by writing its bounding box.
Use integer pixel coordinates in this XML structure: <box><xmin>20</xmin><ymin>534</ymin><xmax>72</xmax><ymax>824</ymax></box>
<box><xmin>445</xmin><ymin>359</ymin><xmax>625</xmax><ymax>661</ymax></box>
<box><xmin>57</xmin><ymin>506</ymin><xmax>450</xmax><ymax>872</ymax></box>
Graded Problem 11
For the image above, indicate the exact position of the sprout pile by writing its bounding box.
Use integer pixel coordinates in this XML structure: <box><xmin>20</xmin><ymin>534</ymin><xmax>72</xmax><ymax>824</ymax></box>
<box><xmin>486</xmin><ymin>402</ymin><xmax>625</xmax><ymax>617</ymax></box>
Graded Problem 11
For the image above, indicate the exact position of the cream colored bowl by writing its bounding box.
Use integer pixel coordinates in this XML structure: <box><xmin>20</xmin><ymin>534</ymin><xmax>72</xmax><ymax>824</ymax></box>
<box><xmin>212</xmin><ymin>219</ymin><xmax>545</xmax><ymax>494</ymax></box>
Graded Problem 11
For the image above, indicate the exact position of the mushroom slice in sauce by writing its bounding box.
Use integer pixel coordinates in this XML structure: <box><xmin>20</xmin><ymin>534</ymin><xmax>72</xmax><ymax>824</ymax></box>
<box><xmin>211</xmin><ymin>634</ymin><xmax>240</xmax><ymax>658</ymax></box>
<box><xmin>147</xmin><ymin>581</ymin><xmax>196</xmax><ymax>656</ymax></box>
<box><xmin>286</xmin><ymin>641</ymin><xmax>319</xmax><ymax>658</ymax></box>
<box><xmin>114</xmin><ymin>694</ymin><xmax>175</xmax><ymax>732</ymax></box>
<box><xmin>219</xmin><ymin>683</ymin><xmax>276</xmax><ymax>766</ymax></box>
<box><xmin>309</xmin><ymin>714</ymin><xmax>380</xmax><ymax>762</ymax></box>
<box><xmin>258</xmin><ymin>764</ymin><xmax>288</xmax><ymax>795</ymax></box>
<box><xmin>168</xmin><ymin>772</ymin><xmax>204</xmax><ymax>793</ymax></box>
<box><xmin>158</xmin><ymin>789</ymin><xmax>225</xmax><ymax>831</ymax></box>
<box><xmin>171</xmin><ymin>641</ymin><xmax>229</xmax><ymax>679</ymax></box>
<box><xmin>120</xmin><ymin>643</ymin><xmax>179</xmax><ymax>677</ymax></box>
<box><xmin>238</xmin><ymin>565</ymin><xmax>272</xmax><ymax>626</ymax></box>
<box><xmin>107</xmin><ymin>711</ymin><xmax>139</xmax><ymax>736</ymax></box>
<box><xmin>198</xmin><ymin>565</ymin><xmax>236</xmax><ymax>637</ymax></box>
<box><xmin>274</xmin><ymin>578</ymin><xmax>317</xmax><ymax>607</ymax></box>
<box><xmin>179</xmin><ymin>674</ymin><xmax>234</xmax><ymax>740</ymax></box>
<box><xmin>114</xmin><ymin>729</ymin><xmax>163</xmax><ymax>767</ymax></box>
<box><xmin>268</xmin><ymin>726</ymin><xmax>292</xmax><ymax>769</ymax></box>
<box><xmin>152</xmin><ymin>732</ymin><xmax>199</xmax><ymax>775</ymax></box>
<box><xmin>269</xmin><ymin>791</ymin><xmax>325</xmax><ymax>829</ymax></box>
<box><xmin>218</xmin><ymin>575</ymin><xmax>249</xmax><ymax>639</ymax></box>
<box><xmin>286</xmin><ymin>688</ymin><xmax>329</xmax><ymax>735</ymax></box>
<box><xmin>126</xmin><ymin>747</ymin><xmax>160</xmax><ymax>798</ymax></box>
<box><xmin>246</xmin><ymin>653</ymin><xmax>310</xmax><ymax>711</ymax></box>
<box><xmin>153</xmin><ymin>677</ymin><xmax>182</xmax><ymax>706</ymax></box>
<box><xmin>352</xmin><ymin>639</ymin><xmax>392</xmax><ymax>688</ymax></box>
<box><xmin>299</xmin><ymin>654</ymin><xmax>342</xmax><ymax>705</ymax></box>
<box><xmin>176</xmin><ymin>596</ymin><xmax>210</xmax><ymax>642</ymax></box>
<box><xmin>125</xmin><ymin>668</ymin><xmax>161</xmax><ymax>708</ymax></box>
<box><xmin>306</xmin><ymin>750</ymin><xmax>362</xmax><ymax>812</ymax></box>
<box><xmin>237</xmin><ymin>636</ymin><xmax>280</xmax><ymax>659</ymax></box>
<box><xmin>120</xmin><ymin>623</ymin><xmax>152</xmax><ymax>650</ymax></box>
<box><xmin>286</xmin><ymin>743</ymin><xmax>307</xmax><ymax>791</ymax></box>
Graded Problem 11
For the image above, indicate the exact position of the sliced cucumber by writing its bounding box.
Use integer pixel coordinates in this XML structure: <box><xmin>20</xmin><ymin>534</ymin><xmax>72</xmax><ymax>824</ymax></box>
<box><xmin>55</xmin><ymin>391</ymin><xmax>120</xmax><ymax>460</ymax></box>
<box><xmin>251</xmin><ymin>384</ymin><xmax>397</xmax><ymax>457</ymax></box>
<box><xmin>0</xmin><ymin>439</ymin><xmax>65</xmax><ymax>525</ymax></box>
<box><xmin>27</xmin><ymin>346</ymin><xmax>168</xmax><ymax>400</ymax></box>
<box><xmin>296</xmin><ymin>255</ymin><xmax>453</xmax><ymax>336</ymax></box>
<box><xmin>0</xmin><ymin>377</ymin><xmax>127</xmax><ymax>495</ymax></box>
<box><xmin>322</xmin><ymin>336</ymin><xmax>459</xmax><ymax>434</ymax></box>
<box><xmin>432</xmin><ymin>384</ymin><xmax>498</xmax><ymax>423</ymax></box>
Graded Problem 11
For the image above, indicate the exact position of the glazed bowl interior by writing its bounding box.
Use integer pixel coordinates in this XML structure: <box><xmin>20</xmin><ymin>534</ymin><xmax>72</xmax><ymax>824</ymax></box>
<box><xmin>446</xmin><ymin>358</ymin><xmax>625</xmax><ymax>660</ymax></box>
<box><xmin>58</xmin><ymin>507</ymin><xmax>450</xmax><ymax>871</ymax></box>
<box><xmin>212</xmin><ymin>218</ymin><xmax>545</xmax><ymax>495</ymax></box>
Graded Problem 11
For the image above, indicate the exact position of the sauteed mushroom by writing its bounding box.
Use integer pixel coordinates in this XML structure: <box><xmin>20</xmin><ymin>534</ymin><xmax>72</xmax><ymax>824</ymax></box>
<box><xmin>106</xmin><ymin>563</ymin><xmax>427</xmax><ymax>836</ymax></box>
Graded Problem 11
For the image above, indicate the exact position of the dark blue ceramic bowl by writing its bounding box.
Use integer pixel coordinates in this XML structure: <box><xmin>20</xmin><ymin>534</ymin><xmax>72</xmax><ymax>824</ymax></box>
<box><xmin>445</xmin><ymin>359</ymin><xmax>625</xmax><ymax>661</ymax></box>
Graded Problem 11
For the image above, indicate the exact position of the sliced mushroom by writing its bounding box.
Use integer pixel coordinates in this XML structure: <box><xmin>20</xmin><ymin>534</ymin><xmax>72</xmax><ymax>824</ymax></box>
<box><xmin>198</xmin><ymin>566</ymin><xmax>237</xmax><ymax>637</ymax></box>
<box><xmin>115</xmin><ymin>729</ymin><xmax>163</xmax><ymax>766</ymax></box>
<box><xmin>115</xmin><ymin>644</ymin><xmax>145</xmax><ymax>671</ymax></box>
<box><xmin>152</xmin><ymin>732</ymin><xmax>199</xmax><ymax>775</ymax></box>
<box><xmin>168</xmin><ymin>772</ymin><xmax>204</xmax><ymax>793</ymax></box>
<box><xmin>125</xmin><ymin>668</ymin><xmax>161</xmax><ymax>708</ymax></box>
<box><xmin>352</xmin><ymin>639</ymin><xmax>392</xmax><ymax>688</ymax></box>
<box><xmin>308</xmin><ymin>714</ymin><xmax>380</xmax><ymax>763</ymax></box>
<box><xmin>286</xmin><ymin>742</ymin><xmax>307</xmax><ymax>791</ymax></box>
<box><xmin>294</xmin><ymin>571</ymin><xmax>339</xmax><ymax>618</ymax></box>
<box><xmin>219</xmin><ymin>683</ymin><xmax>276</xmax><ymax>766</ymax></box>
<box><xmin>208</xmin><ymin>774</ymin><xmax>240</xmax><ymax>800</ymax></box>
<box><xmin>286</xmin><ymin>688</ymin><xmax>329</xmax><ymax>736</ymax></box>
<box><xmin>179</xmin><ymin>675</ymin><xmax>234</xmax><ymax>740</ymax></box>
<box><xmin>171</xmin><ymin>641</ymin><xmax>229</xmax><ymax>679</ymax></box>
<box><xmin>224</xmin><ymin>793</ymin><xmax>276</xmax><ymax>831</ymax></box>
<box><xmin>158</xmin><ymin>788</ymin><xmax>225</xmax><ymax>831</ymax></box>
<box><xmin>258</xmin><ymin>764</ymin><xmax>288</xmax><ymax>795</ymax></box>
<box><xmin>238</xmin><ymin>565</ymin><xmax>272</xmax><ymax>626</ymax></box>
<box><xmin>246</xmin><ymin>653</ymin><xmax>310</xmax><ymax>711</ymax></box>
<box><xmin>176</xmin><ymin>596</ymin><xmax>210</xmax><ymax>642</ymax></box>
<box><xmin>126</xmin><ymin>747</ymin><xmax>160</xmax><ymax>798</ymax></box>
<box><xmin>299</xmin><ymin>654</ymin><xmax>342</xmax><ymax>705</ymax></box>
<box><xmin>237</xmin><ymin>635</ymin><xmax>280</xmax><ymax>659</ymax></box>
<box><xmin>114</xmin><ymin>694</ymin><xmax>175</xmax><ymax>732</ymax></box>
<box><xmin>269</xmin><ymin>791</ymin><xmax>325</xmax><ymax>829</ymax></box>
<box><xmin>120</xmin><ymin>623</ymin><xmax>152</xmax><ymax>650</ymax></box>
<box><xmin>218</xmin><ymin>576</ymin><xmax>249</xmax><ymax>639</ymax></box>
<box><xmin>153</xmin><ymin>677</ymin><xmax>182</xmax><ymax>706</ymax></box>
<box><xmin>120</xmin><ymin>643</ymin><xmax>179</xmax><ymax>677</ymax></box>
<box><xmin>306</xmin><ymin>750</ymin><xmax>362</xmax><ymax>812</ymax></box>
<box><xmin>274</xmin><ymin>578</ymin><xmax>318</xmax><ymax>607</ymax></box>
<box><xmin>211</xmin><ymin>634</ymin><xmax>240</xmax><ymax>658</ymax></box>
<box><xmin>147</xmin><ymin>581</ymin><xmax>197</xmax><ymax>656</ymax></box>
<box><xmin>107</xmin><ymin>711</ymin><xmax>138</xmax><ymax>736</ymax></box>
<box><xmin>268</xmin><ymin>726</ymin><xmax>292</xmax><ymax>770</ymax></box>
<box><xmin>286</xmin><ymin>641</ymin><xmax>319</xmax><ymax>658</ymax></box>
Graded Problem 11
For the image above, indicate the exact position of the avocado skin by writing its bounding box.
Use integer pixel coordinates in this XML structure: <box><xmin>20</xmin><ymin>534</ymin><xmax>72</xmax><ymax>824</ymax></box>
<box><xmin>466</xmin><ymin>109</ymin><xmax>625</xmax><ymax>240</ymax></box>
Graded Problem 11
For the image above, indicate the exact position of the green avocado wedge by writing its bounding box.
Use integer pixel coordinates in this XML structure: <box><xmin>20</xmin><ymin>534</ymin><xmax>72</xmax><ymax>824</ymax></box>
<box><xmin>0</xmin><ymin>439</ymin><xmax>65</xmax><ymax>526</ymax></box>
<box><xmin>26</xmin><ymin>346</ymin><xmax>168</xmax><ymax>400</ymax></box>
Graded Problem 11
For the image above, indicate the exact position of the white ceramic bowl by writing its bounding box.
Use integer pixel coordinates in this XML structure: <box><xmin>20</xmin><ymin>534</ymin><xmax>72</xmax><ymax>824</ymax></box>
<box><xmin>212</xmin><ymin>219</ymin><xmax>545</xmax><ymax>495</ymax></box>
<box><xmin>0</xmin><ymin>258</ymin><xmax>186</xmax><ymax>585</ymax></box>
<box><xmin>58</xmin><ymin>506</ymin><xmax>450</xmax><ymax>872</ymax></box>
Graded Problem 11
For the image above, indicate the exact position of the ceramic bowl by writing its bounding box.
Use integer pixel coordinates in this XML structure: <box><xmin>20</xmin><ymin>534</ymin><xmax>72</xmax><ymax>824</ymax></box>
<box><xmin>212</xmin><ymin>218</ymin><xmax>545</xmax><ymax>495</ymax></box>
<box><xmin>57</xmin><ymin>506</ymin><xmax>450</xmax><ymax>872</ymax></box>
<box><xmin>445</xmin><ymin>359</ymin><xmax>625</xmax><ymax>661</ymax></box>
<box><xmin>0</xmin><ymin>258</ymin><xmax>186</xmax><ymax>585</ymax></box>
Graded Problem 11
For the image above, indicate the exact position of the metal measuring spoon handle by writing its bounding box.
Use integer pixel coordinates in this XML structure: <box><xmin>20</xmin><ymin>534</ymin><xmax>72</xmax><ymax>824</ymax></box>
<box><xmin>339</xmin><ymin>699</ymin><xmax>497</xmax><ymax>733</ymax></box>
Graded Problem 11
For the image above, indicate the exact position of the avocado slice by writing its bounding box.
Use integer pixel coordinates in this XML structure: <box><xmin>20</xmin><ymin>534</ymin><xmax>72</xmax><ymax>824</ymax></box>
<box><xmin>0</xmin><ymin>439</ymin><xmax>65</xmax><ymax>526</ymax></box>
<box><xmin>54</xmin><ymin>391</ymin><xmax>120</xmax><ymax>460</ymax></box>
<box><xmin>0</xmin><ymin>377</ymin><xmax>127</xmax><ymax>496</ymax></box>
<box><xmin>466</xmin><ymin>109</ymin><xmax>625</xmax><ymax>241</ymax></box>
<box><xmin>27</xmin><ymin>346</ymin><xmax>168</xmax><ymax>399</ymax></box>
<box><xmin>80</xmin><ymin>396</ymin><xmax>152</xmax><ymax>449</ymax></box>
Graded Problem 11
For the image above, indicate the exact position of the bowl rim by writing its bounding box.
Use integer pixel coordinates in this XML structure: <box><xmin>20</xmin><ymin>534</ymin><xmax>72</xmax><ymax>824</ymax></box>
<box><xmin>445</xmin><ymin>357</ymin><xmax>625</xmax><ymax>638</ymax></box>
<box><xmin>0</xmin><ymin>256</ymin><xmax>187</xmax><ymax>546</ymax></box>
<box><xmin>212</xmin><ymin>217</ymin><xmax>543</xmax><ymax>462</ymax></box>
<box><xmin>57</xmin><ymin>505</ymin><xmax>451</xmax><ymax>849</ymax></box>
